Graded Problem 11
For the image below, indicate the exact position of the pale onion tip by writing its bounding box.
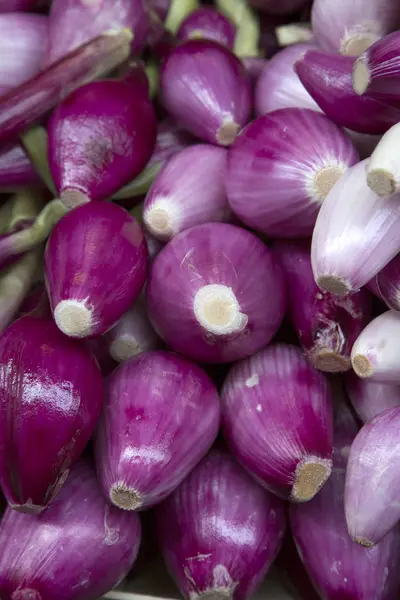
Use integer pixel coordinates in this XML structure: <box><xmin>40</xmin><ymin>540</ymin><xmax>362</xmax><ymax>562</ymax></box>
<box><xmin>105</xmin><ymin>27</ymin><xmax>134</xmax><ymax>43</ymax></box>
<box><xmin>193</xmin><ymin>284</ymin><xmax>248</xmax><ymax>336</ymax></box>
<box><xmin>54</xmin><ymin>299</ymin><xmax>93</xmax><ymax>339</ymax></box>
<box><xmin>352</xmin><ymin>58</ymin><xmax>370</xmax><ymax>96</ymax></box>
<box><xmin>311</xmin><ymin>349</ymin><xmax>351</xmax><ymax>373</ymax></box>
<box><xmin>60</xmin><ymin>189</ymin><xmax>90</xmax><ymax>209</ymax></box>
<box><xmin>144</xmin><ymin>204</ymin><xmax>176</xmax><ymax>241</ymax></box>
<box><xmin>366</xmin><ymin>168</ymin><xmax>397</xmax><ymax>197</ymax></box>
<box><xmin>110</xmin><ymin>484</ymin><xmax>142</xmax><ymax>511</ymax></box>
<box><xmin>316</xmin><ymin>275</ymin><xmax>351</xmax><ymax>297</ymax></box>
<box><xmin>291</xmin><ymin>457</ymin><xmax>332</xmax><ymax>503</ymax></box>
<box><xmin>352</xmin><ymin>353</ymin><xmax>373</xmax><ymax>378</ymax></box>
<box><xmin>110</xmin><ymin>335</ymin><xmax>141</xmax><ymax>362</ymax></box>
<box><xmin>216</xmin><ymin>119</ymin><xmax>240</xmax><ymax>146</ymax></box>
<box><xmin>313</xmin><ymin>165</ymin><xmax>345</xmax><ymax>202</ymax></box>
<box><xmin>341</xmin><ymin>33</ymin><xmax>377</xmax><ymax>58</ymax></box>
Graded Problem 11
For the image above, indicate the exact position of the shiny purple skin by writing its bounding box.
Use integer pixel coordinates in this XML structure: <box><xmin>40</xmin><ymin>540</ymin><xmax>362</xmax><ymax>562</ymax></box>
<box><xmin>44</xmin><ymin>0</ymin><xmax>148</xmax><ymax>66</ymax></box>
<box><xmin>0</xmin><ymin>142</ymin><xmax>41</xmax><ymax>188</ymax></box>
<box><xmin>221</xmin><ymin>343</ymin><xmax>333</xmax><ymax>500</ymax></box>
<box><xmin>177</xmin><ymin>8</ymin><xmax>236</xmax><ymax>49</ymax></box>
<box><xmin>94</xmin><ymin>351</ymin><xmax>221</xmax><ymax>510</ymax></box>
<box><xmin>346</xmin><ymin>371</ymin><xmax>400</xmax><ymax>423</ymax></box>
<box><xmin>375</xmin><ymin>253</ymin><xmax>400</xmax><ymax>311</ymax></box>
<box><xmin>357</xmin><ymin>32</ymin><xmax>400</xmax><ymax>105</ymax></box>
<box><xmin>295</xmin><ymin>50</ymin><xmax>400</xmax><ymax>134</ymax></box>
<box><xmin>291</xmin><ymin>420</ymin><xmax>400</xmax><ymax>600</ymax></box>
<box><xmin>0</xmin><ymin>316</ymin><xmax>102</xmax><ymax>512</ymax></box>
<box><xmin>45</xmin><ymin>202</ymin><xmax>148</xmax><ymax>338</ymax></box>
<box><xmin>160</xmin><ymin>40</ymin><xmax>252</xmax><ymax>146</ymax></box>
<box><xmin>146</xmin><ymin>223</ymin><xmax>286</xmax><ymax>364</ymax></box>
<box><xmin>156</xmin><ymin>448</ymin><xmax>286</xmax><ymax>600</ymax></box>
<box><xmin>273</xmin><ymin>239</ymin><xmax>371</xmax><ymax>372</ymax></box>
<box><xmin>0</xmin><ymin>460</ymin><xmax>141</xmax><ymax>600</ymax></box>
<box><xmin>48</xmin><ymin>77</ymin><xmax>157</xmax><ymax>203</ymax></box>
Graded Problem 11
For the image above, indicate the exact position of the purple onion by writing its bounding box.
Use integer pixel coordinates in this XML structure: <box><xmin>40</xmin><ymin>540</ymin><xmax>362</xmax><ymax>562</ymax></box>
<box><xmin>0</xmin><ymin>13</ymin><xmax>47</xmax><ymax>94</ymax></box>
<box><xmin>312</xmin><ymin>160</ymin><xmax>400</xmax><ymax>297</ymax></box>
<box><xmin>143</xmin><ymin>145</ymin><xmax>231</xmax><ymax>242</ymax></box>
<box><xmin>372</xmin><ymin>253</ymin><xmax>400</xmax><ymax>310</ymax></box>
<box><xmin>160</xmin><ymin>39</ymin><xmax>251</xmax><ymax>146</ymax></box>
<box><xmin>346</xmin><ymin>371</ymin><xmax>400</xmax><ymax>423</ymax></box>
<box><xmin>0</xmin><ymin>460</ymin><xmax>141</xmax><ymax>600</ymax></box>
<box><xmin>177</xmin><ymin>7</ymin><xmax>236</xmax><ymax>48</ymax></box>
<box><xmin>242</xmin><ymin>57</ymin><xmax>268</xmax><ymax>83</ymax></box>
<box><xmin>273</xmin><ymin>239</ymin><xmax>371</xmax><ymax>372</ymax></box>
<box><xmin>295</xmin><ymin>50</ymin><xmax>400</xmax><ymax>134</ymax></box>
<box><xmin>156</xmin><ymin>447</ymin><xmax>286</xmax><ymax>600</ymax></box>
<box><xmin>147</xmin><ymin>223</ymin><xmax>286</xmax><ymax>363</ymax></box>
<box><xmin>276</xmin><ymin>535</ymin><xmax>321</xmax><ymax>600</ymax></box>
<box><xmin>312</xmin><ymin>0</ymin><xmax>400</xmax><ymax>56</ymax></box>
<box><xmin>86</xmin><ymin>336</ymin><xmax>117</xmax><ymax>378</ymax></box>
<box><xmin>345</xmin><ymin>406</ymin><xmax>400</xmax><ymax>546</ymax></box>
<box><xmin>0</xmin><ymin>316</ymin><xmax>102</xmax><ymax>512</ymax></box>
<box><xmin>147</xmin><ymin>0</ymin><xmax>171</xmax><ymax>21</ymax></box>
<box><xmin>254</xmin><ymin>43</ymin><xmax>321</xmax><ymax>116</ymax></box>
<box><xmin>44</xmin><ymin>0</ymin><xmax>148</xmax><ymax>66</ymax></box>
<box><xmin>221</xmin><ymin>343</ymin><xmax>333</xmax><ymax>502</ymax></box>
<box><xmin>48</xmin><ymin>73</ymin><xmax>157</xmax><ymax>208</ymax></box>
<box><xmin>45</xmin><ymin>201</ymin><xmax>148</xmax><ymax>339</ymax></box>
<box><xmin>94</xmin><ymin>351</ymin><xmax>220</xmax><ymax>511</ymax></box>
<box><xmin>106</xmin><ymin>293</ymin><xmax>160</xmax><ymax>362</ymax></box>
<box><xmin>249</xmin><ymin>0</ymin><xmax>308</xmax><ymax>15</ymax></box>
<box><xmin>0</xmin><ymin>0</ymin><xmax>39</xmax><ymax>11</ymax></box>
<box><xmin>226</xmin><ymin>108</ymin><xmax>359</xmax><ymax>238</ymax></box>
<box><xmin>0</xmin><ymin>142</ymin><xmax>41</xmax><ymax>189</ymax></box>
<box><xmin>0</xmin><ymin>30</ymin><xmax>132</xmax><ymax>147</ymax></box>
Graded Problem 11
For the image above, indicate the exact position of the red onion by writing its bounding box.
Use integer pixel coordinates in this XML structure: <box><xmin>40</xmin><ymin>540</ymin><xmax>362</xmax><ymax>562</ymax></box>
<box><xmin>106</xmin><ymin>293</ymin><xmax>160</xmax><ymax>363</ymax></box>
<box><xmin>311</xmin><ymin>159</ymin><xmax>400</xmax><ymax>296</ymax></box>
<box><xmin>346</xmin><ymin>371</ymin><xmax>400</xmax><ymax>423</ymax></box>
<box><xmin>221</xmin><ymin>343</ymin><xmax>333</xmax><ymax>502</ymax></box>
<box><xmin>44</xmin><ymin>0</ymin><xmax>148</xmax><ymax>66</ymax></box>
<box><xmin>0</xmin><ymin>30</ymin><xmax>132</xmax><ymax>147</ymax></box>
<box><xmin>45</xmin><ymin>202</ymin><xmax>148</xmax><ymax>339</ymax></box>
<box><xmin>0</xmin><ymin>460</ymin><xmax>141</xmax><ymax>600</ymax></box>
<box><xmin>242</xmin><ymin>57</ymin><xmax>268</xmax><ymax>82</ymax></box>
<box><xmin>273</xmin><ymin>239</ymin><xmax>371</xmax><ymax>372</ymax></box>
<box><xmin>226</xmin><ymin>108</ymin><xmax>359</xmax><ymax>238</ymax></box>
<box><xmin>370</xmin><ymin>252</ymin><xmax>400</xmax><ymax>311</ymax></box>
<box><xmin>249</xmin><ymin>0</ymin><xmax>308</xmax><ymax>16</ymax></box>
<box><xmin>0</xmin><ymin>143</ymin><xmax>41</xmax><ymax>189</ymax></box>
<box><xmin>345</xmin><ymin>406</ymin><xmax>400</xmax><ymax>546</ymax></box>
<box><xmin>295</xmin><ymin>50</ymin><xmax>400</xmax><ymax>134</ymax></box>
<box><xmin>177</xmin><ymin>7</ymin><xmax>236</xmax><ymax>48</ymax></box>
<box><xmin>0</xmin><ymin>0</ymin><xmax>40</xmax><ymax>10</ymax></box>
<box><xmin>143</xmin><ymin>145</ymin><xmax>231</xmax><ymax>242</ymax></box>
<box><xmin>48</xmin><ymin>72</ymin><xmax>157</xmax><ymax>208</ymax></box>
<box><xmin>160</xmin><ymin>39</ymin><xmax>251</xmax><ymax>146</ymax></box>
<box><xmin>254</xmin><ymin>43</ymin><xmax>322</xmax><ymax>115</ymax></box>
<box><xmin>94</xmin><ymin>351</ymin><xmax>220</xmax><ymax>511</ymax></box>
<box><xmin>312</xmin><ymin>0</ymin><xmax>400</xmax><ymax>56</ymax></box>
<box><xmin>351</xmin><ymin>311</ymin><xmax>400</xmax><ymax>381</ymax></box>
<box><xmin>147</xmin><ymin>223</ymin><xmax>286</xmax><ymax>363</ymax></box>
<box><xmin>352</xmin><ymin>31</ymin><xmax>400</xmax><ymax>102</ymax></box>
<box><xmin>156</xmin><ymin>447</ymin><xmax>286</xmax><ymax>600</ymax></box>
<box><xmin>0</xmin><ymin>13</ymin><xmax>47</xmax><ymax>94</ymax></box>
<box><xmin>0</xmin><ymin>316</ymin><xmax>102</xmax><ymax>512</ymax></box>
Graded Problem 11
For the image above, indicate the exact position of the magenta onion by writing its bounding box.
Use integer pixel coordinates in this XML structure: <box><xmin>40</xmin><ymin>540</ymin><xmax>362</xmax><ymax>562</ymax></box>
<box><xmin>351</xmin><ymin>311</ymin><xmax>400</xmax><ymax>381</ymax></box>
<box><xmin>345</xmin><ymin>406</ymin><xmax>400</xmax><ymax>546</ymax></box>
<box><xmin>177</xmin><ymin>7</ymin><xmax>236</xmax><ymax>48</ymax></box>
<box><xmin>0</xmin><ymin>316</ymin><xmax>102</xmax><ymax>512</ymax></box>
<box><xmin>45</xmin><ymin>201</ymin><xmax>148</xmax><ymax>339</ymax></box>
<box><xmin>346</xmin><ymin>371</ymin><xmax>400</xmax><ymax>423</ymax></box>
<box><xmin>0</xmin><ymin>13</ymin><xmax>47</xmax><ymax>94</ymax></box>
<box><xmin>44</xmin><ymin>0</ymin><xmax>148</xmax><ymax>66</ymax></box>
<box><xmin>0</xmin><ymin>460</ymin><xmax>141</xmax><ymax>600</ymax></box>
<box><xmin>94</xmin><ymin>351</ymin><xmax>220</xmax><ymax>511</ymax></box>
<box><xmin>371</xmin><ymin>252</ymin><xmax>400</xmax><ymax>311</ymax></box>
<box><xmin>156</xmin><ymin>447</ymin><xmax>286</xmax><ymax>600</ymax></box>
<box><xmin>48</xmin><ymin>73</ymin><xmax>157</xmax><ymax>208</ymax></box>
<box><xmin>160</xmin><ymin>39</ymin><xmax>251</xmax><ymax>146</ymax></box>
<box><xmin>106</xmin><ymin>293</ymin><xmax>160</xmax><ymax>363</ymax></box>
<box><xmin>0</xmin><ymin>30</ymin><xmax>132</xmax><ymax>147</ymax></box>
<box><xmin>143</xmin><ymin>145</ymin><xmax>231</xmax><ymax>242</ymax></box>
<box><xmin>311</xmin><ymin>0</ymin><xmax>400</xmax><ymax>56</ymax></box>
<box><xmin>249</xmin><ymin>0</ymin><xmax>308</xmax><ymax>16</ymax></box>
<box><xmin>311</xmin><ymin>159</ymin><xmax>400</xmax><ymax>296</ymax></box>
<box><xmin>0</xmin><ymin>0</ymin><xmax>39</xmax><ymax>10</ymax></box>
<box><xmin>352</xmin><ymin>31</ymin><xmax>400</xmax><ymax>101</ymax></box>
<box><xmin>226</xmin><ymin>108</ymin><xmax>359</xmax><ymax>238</ymax></box>
<box><xmin>0</xmin><ymin>143</ymin><xmax>41</xmax><ymax>189</ymax></box>
<box><xmin>221</xmin><ymin>343</ymin><xmax>333</xmax><ymax>502</ymax></box>
<box><xmin>295</xmin><ymin>50</ymin><xmax>400</xmax><ymax>134</ymax></box>
<box><xmin>147</xmin><ymin>223</ymin><xmax>286</xmax><ymax>363</ymax></box>
<box><xmin>291</xmin><ymin>404</ymin><xmax>400</xmax><ymax>599</ymax></box>
<box><xmin>254</xmin><ymin>43</ymin><xmax>322</xmax><ymax>116</ymax></box>
<box><xmin>273</xmin><ymin>239</ymin><xmax>371</xmax><ymax>372</ymax></box>
<box><xmin>366</xmin><ymin>123</ymin><xmax>400</xmax><ymax>197</ymax></box>
<box><xmin>242</xmin><ymin>57</ymin><xmax>268</xmax><ymax>82</ymax></box>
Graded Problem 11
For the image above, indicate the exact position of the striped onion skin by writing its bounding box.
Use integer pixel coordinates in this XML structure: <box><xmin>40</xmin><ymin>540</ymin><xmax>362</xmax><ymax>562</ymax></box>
<box><xmin>226</xmin><ymin>108</ymin><xmax>359</xmax><ymax>238</ymax></box>
<box><xmin>221</xmin><ymin>343</ymin><xmax>333</xmax><ymax>502</ymax></box>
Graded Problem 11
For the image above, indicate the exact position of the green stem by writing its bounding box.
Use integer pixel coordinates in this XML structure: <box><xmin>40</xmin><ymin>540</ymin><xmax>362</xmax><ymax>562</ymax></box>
<box><xmin>275</xmin><ymin>23</ymin><xmax>313</xmax><ymax>47</ymax></box>
<box><xmin>20</xmin><ymin>127</ymin><xmax>56</xmax><ymax>195</ymax></box>
<box><xmin>165</xmin><ymin>0</ymin><xmax>200</xmax><ymax>34</ymax></box>
<box><xmin>144</xmin><ymin>59</ymin><xmax>160</xmax><ymax>99</ymax></box>
<box><xmin>129</xmin><ymin>201</ymin><xmax>144</xmax><ymax>224</ymax></box>
<box><xmin>215</xmin><ymin>0</ymin><xmax>261</xmax><ymax>58</ymax></box>
<box><xmin>112</xmin><ymin>162</ymin><xmax>162</xmax><ymax>200</ymax></box>
<box><xmin>10</xmin><ymin>199</ymin><xmax>68</xmax><ymax>255</ymax></box>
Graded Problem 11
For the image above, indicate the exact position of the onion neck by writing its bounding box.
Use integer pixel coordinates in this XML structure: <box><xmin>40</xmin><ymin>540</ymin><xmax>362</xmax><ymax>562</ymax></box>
<box><xmin>60</xmin><ymin>189</ymin><xmax>90</xmax><ymax>209</ymax></box>
<box><xmin>193</xmin><ymin>284</ymin><xmax>248</xmax><ymax>336</ymax></box>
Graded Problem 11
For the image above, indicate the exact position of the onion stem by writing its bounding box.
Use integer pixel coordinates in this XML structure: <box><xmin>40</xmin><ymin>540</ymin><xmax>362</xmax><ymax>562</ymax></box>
<box><xmin>165</xmin><ymin>0</ymin><xmax>200</xmax><ymax>33</ymax></box>
<box><xmin>215</xmin><ymin>0</ymin><xmax>260</xmax><ymax>57</ymax></box>
<box><xmin>20</xmin><ymin>126</ymin><xmax>56</xmax><ymax>195</ymax></box>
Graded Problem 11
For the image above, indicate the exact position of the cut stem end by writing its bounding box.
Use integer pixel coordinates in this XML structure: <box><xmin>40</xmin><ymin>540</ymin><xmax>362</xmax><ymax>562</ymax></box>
<box><xmin>110</xmin><ymin>336</ymin><xmax>141</xmax><ymax>362</ymax></box>
<box><xmin>216</xmin><ymin>120</ymin><xmax>240</xmax><ymax>146</ymax></box>
<box><xmin>352</xmin><ymin>353</ymin><xmax>373</xmax><ymax>378</ymax></box>
<box><xmin>316</xmin><ymin>275</ymin><xmax>350</xmax><ymax>297</ymax></box>
<box><xmin>366</xmin><ymin>169</ymin><xmax>397</xmax><ymax>197</ymax></box>
<box><xmin>313</xmin><ymin>165</ymin><xmax>345</xmax><ymax>202</ymax></box>
<box><xmin>341</xmin><ymin>33</ymin><xmax>377</xmax><ymax>57</ymax></box>
<box><xmin>54</xmin><ymin>300</ymin><xmax>93</xmax><ymax>338</ymax></box>
<box><xmin>193</xmin><ymin>284</ymin><xmax>248</xmax><ymax>336</ymax></box>
<box><xmin>144</xmin><ymin>206</ymin><xmax>175</xmax><ymax>241</ymax></box>
<box><xmin>352</xmin><ymin>58</ymin><xmax>370</xmax><ymax>95</ymax></box>
<box><xmin>110</xmin><ymin>485</ymin><xmax>142</xmax><ymax>511</ymax></box>
<box><xmin>311</xmin><ymin>349</ymin><xmax>351</xmax><ymax>373</ymax></box>
<box><xmin>353</xmin><ymin>536</ymin><xmax>374</xmax><ymax>548</ymax></box>
<box><xmin>291</xmin><ymin>457</ymin><xmax>332</xmax><ymax>503</ymax></box>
